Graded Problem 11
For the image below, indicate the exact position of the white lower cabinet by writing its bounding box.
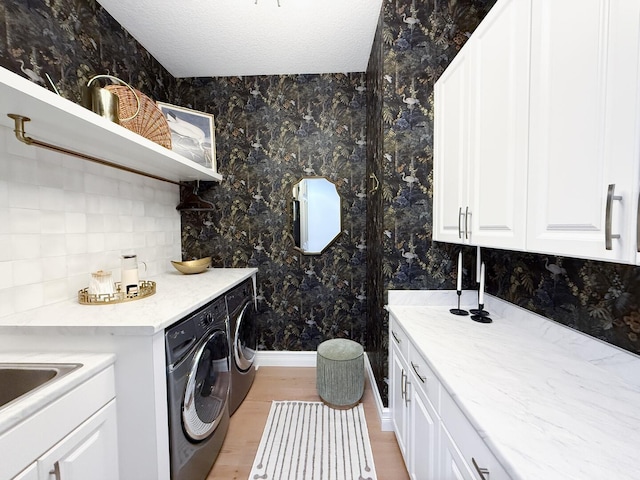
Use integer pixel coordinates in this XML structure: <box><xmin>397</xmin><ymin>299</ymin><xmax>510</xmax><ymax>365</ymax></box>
<box><xmin>35</xmin><ymin>400</ymin><xmax>118</xmax><ymax>480</ymax></box>
<box><xmin>3</xmin><ymin>364</ymin><xmax>118</xmax><ymax>480</ymax></box>
<box><xmin>390</xmin><ymin>316</ymin><xmax>510</xmax><ymax>479</ymax></box>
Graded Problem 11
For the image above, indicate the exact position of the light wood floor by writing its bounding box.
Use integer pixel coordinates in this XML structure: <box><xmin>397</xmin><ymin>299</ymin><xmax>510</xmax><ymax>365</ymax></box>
<box><xmin>206</xmin><ymin>366</ymin><xmax>409</xmax><ymax>480</ymax></box>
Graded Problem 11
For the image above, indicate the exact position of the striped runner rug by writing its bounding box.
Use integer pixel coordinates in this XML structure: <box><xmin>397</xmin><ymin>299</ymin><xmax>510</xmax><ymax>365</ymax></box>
<box><xmin>249</xmin><ymin>401</ymin><xmax>377</xmax><ymax>480</ymax></box>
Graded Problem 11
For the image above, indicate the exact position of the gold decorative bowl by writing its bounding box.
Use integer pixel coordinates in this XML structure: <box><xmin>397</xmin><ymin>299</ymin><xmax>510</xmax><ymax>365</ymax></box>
<box><xmin>171</xmin><ymin>257</ymin><xmax>211</xmax><ymax>274</ymax></box>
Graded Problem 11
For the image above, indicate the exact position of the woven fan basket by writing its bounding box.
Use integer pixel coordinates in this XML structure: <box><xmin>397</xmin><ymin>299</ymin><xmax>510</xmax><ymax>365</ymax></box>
<box><xmin>105</xmin><ymin>85</ymin><xmax>172</xmax><ymax>149</ymax></box>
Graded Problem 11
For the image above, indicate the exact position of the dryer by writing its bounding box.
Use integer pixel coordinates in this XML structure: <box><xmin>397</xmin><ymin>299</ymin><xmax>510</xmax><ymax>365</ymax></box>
<box><xmin>225</xmin><ymin>278</ymin><xmax>257</xmax><ymax>415</ymax></box>
<box><xmin>165</xmin><ymin>296</ymin><xmax>230</xmax><ymax>480</ymax></box>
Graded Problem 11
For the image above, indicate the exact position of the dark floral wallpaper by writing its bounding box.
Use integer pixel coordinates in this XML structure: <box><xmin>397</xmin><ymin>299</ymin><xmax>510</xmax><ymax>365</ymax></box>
<box><xmin>0</xmin><ymin>0</ymin><xmax>175</xmax><ymax>106</ymax></box>
<box><xmin>5</xmin><ymin>0</ymin><xmax>640</xmax><ymax>409</ymax></box>
<box><xmin>178</xmin><ymin>74</ymin><xmax>369</xmax><ymax>351</ymax></box>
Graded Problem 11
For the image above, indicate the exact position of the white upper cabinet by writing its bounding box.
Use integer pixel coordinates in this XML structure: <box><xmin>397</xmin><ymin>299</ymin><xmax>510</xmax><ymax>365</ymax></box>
<box><xmin>434</xmin><ymin>47</ymin><xmax>472</xmax><ymax>244</ymax></box>
<box><xmin>527</xmin><ymin>0</ymin><xmax>640</xmax><ymax>263</ymax></box>
<box><xmin>435</xmin><ymin>0</ymin><xmax>640</xmax><ymax>264</ymax></box>
<box><xmin>434</xmin><ymin>0</ymin><xmax>531</xmax><ymax>249</ymax></box>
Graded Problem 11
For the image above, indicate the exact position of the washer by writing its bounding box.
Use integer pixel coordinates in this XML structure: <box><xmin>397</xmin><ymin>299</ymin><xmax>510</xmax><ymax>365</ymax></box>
<box><xmin>165</xmin><ymin>296</ymin><xmax>230</xmax><ymax>480</ymax></box>
<box><xmin>225</xmin><ymin>278</ymin><xmax>258</xmax><ymax>415</ymax></box>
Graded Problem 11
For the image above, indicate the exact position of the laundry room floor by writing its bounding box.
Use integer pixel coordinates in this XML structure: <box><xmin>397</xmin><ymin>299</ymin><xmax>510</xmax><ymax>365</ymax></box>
<box><xmin>206</xmin><ymin>366</ymin><xmax>409</xmax><ymax>480</ymax></box>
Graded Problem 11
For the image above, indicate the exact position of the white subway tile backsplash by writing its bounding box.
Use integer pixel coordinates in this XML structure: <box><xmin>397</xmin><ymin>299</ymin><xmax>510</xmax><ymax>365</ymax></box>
<box><xmin>9</xmin><ymin>155</ymin><xmax>38</xmax><ymax>184</ymax></box>
<box><xmin>41</xmin><ymin>234</ymin><xmax>66</xmax><ymax>257</ymax></box>
<box><xmin>9</xmin><ymin>208</ymin><xmax>41</xmax><ymax>234</ymax></box>
<box><xmin>9</xmin><ymin>182</ymin><xmax>39</xmax><ymax>209</ymax></box>
<box><xmin>41</xmin><ymin>256</ymin><xmax>68</xmax><ymax>281</ymax></box>
<box><xmin>43</xmin><ymin>278</ymin><xmax>68</xmax><ymax>305</ymax></box>
<box><xmin>63</xmin><ymin>190</ymin><xmax>86</xmax><ymax>211</ymax></box>
<box><xmin>0</xmin><ymin>131</ymin><xmax>181</xmax><ymax>316</ymax></box>
<box><xmin>0</xmin><ymin>235</ymin><xmax>11</xmax><ymax>262</ymax></box>
<box><xmin>13</xmin><ymin>258</ymin><xmax>44</xmax><ymax>286</ymax></box>
<box><xmin>0</xmin><ymin>262</ymin><xmax>13</xmax><ymax>289</ymax></box>
<box><xmin>87</xmin><ymin>233</ymin><xmax>106</xmax><ymax>253</ymax></box>
<box><xmin>41</xmin><ymin>211</ymin><xmax>66</xmax><ymax>234</ymax></box>
<box><xmin>39</xmin><ymin>186</ymin><xmax>66</xmax><ymax>211</ymax></box>
<box><xmin>13</xmin><ymin>283</ymin><xmax>44</xmax><ymax>312</ymax></box>
<box><xmin>62</xmin><ymin>168</ymin><xmax>85</xmax><ymax>192</ymax></box>
<box><xmin>10</xmin><ymin>234</ymin><xmax>41</xmax><ymax>260</ymax></box>
<box><xmin>65</xmin><ymin>233</ymin><xmax>88</xmax><ymax>255</ymax></box>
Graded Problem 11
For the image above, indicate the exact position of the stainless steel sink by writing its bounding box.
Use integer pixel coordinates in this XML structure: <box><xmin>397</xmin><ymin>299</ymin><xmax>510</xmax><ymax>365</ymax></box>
<box><xmin>0</xmin><ymin>363</ymin><xmax>82</xmax><ymax>410</ymax></box>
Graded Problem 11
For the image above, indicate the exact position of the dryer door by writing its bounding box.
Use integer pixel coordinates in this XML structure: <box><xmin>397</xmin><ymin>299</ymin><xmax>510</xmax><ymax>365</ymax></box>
<box><xmin>182</xmin><ymin>329</ymin><xmax>230</xmax><ymax>441</ymax></box>
<box><xmin>234</xmin><ymin>301</ymin><xmax>257</xmax><ymax>372</ymax></box>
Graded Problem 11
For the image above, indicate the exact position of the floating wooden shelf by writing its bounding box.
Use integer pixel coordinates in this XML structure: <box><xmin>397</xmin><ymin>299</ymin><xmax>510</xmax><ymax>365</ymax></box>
<box><xmin>0</xmin><ymin>67</ymin><xmax>223</xmax><ymax>184</ymax></box>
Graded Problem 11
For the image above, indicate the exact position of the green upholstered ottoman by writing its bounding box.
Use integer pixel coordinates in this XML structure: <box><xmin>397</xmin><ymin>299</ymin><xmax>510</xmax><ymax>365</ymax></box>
<box><xmin>316</xmin><ymin>338</ymin><xmax>364</xmax><ymax>409</ymax></box>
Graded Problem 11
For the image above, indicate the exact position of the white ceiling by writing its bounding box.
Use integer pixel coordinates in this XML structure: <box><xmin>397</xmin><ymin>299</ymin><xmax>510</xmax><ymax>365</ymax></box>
<box><xmin>96</xmin><ymin>0</ymin><xmax>383</xmax><ymax>78</ymax></box>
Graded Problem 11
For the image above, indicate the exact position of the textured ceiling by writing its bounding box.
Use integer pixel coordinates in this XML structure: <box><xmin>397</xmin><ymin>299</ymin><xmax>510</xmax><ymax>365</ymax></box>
<box><xmin>96</xmin><ymin>0</ymin><xmax>383</xmax><ymax>78</ymax></box>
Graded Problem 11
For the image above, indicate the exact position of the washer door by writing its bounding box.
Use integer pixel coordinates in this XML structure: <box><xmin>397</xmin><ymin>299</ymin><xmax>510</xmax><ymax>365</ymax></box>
<box><xmin>234</xmin><ymin>301</ymin><xmax>257</xmax><ymax>372</ymax></box>
<box><xmin>182</xmin><ymin>329</ymin><xmax>230</xmax><ymax>441</ymax></box>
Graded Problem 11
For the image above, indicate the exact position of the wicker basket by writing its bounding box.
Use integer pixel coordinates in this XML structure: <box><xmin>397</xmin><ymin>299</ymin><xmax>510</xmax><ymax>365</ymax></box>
<box><xmin>105</xmin><ymin>85</ymin><xmax>172</xmax><ymax>149</ymax></box>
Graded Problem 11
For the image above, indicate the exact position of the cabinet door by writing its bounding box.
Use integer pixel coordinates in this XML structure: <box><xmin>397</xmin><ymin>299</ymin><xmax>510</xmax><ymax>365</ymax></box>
<box><xmin>440</xmin><ymin>425</ymin><xmax>475</xmax><ymax>480</ymax></box>
<box><xmin>12</xmin><ymin>463</ymin><xmax>38</xmax><ymax>480</ymax></box>
<box><xmin>467</xmin><ymin>0</ymin><xmax>530</xmax><ymax>249</ymax></box>
<box><xmin>38</xmin><ymin>400</ymin><xmax>118</xmax><ymax>480</ymax></box>
<box><xmin>390</xmin><ymin>347</ymin><xmax>409</xmax><ymax>460</ymax></box>
<box><xmin>434</xmin><ymin>48</ymin><xmax>472</xmax><ymax>244</ymax></box>
<box><xmin>527</xmin><ymin>0</ymin><xmax>640</xmax><ymax>262</ymax></box>
<box><xmin>409</xmin><ymin>389</ymin><xmax>439</xmax><ymax>480</ymax></box>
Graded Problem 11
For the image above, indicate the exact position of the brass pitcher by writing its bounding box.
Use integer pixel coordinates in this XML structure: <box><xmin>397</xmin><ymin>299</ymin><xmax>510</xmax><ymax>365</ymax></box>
<box><xmin>82</xmin><ymin>74</ymin><xmax>140</xmax><ymax>124</ymax></box>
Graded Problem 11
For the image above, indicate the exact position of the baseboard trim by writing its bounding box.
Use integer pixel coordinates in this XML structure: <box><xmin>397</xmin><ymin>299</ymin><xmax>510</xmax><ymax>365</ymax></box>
<box><xmin>254</xmin><ymin>350</ymin><xmax>393</xmax><ymax>431</ymax></box>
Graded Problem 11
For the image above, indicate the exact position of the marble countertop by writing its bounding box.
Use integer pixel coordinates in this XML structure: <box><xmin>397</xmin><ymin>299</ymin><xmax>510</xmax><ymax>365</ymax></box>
<box><xmin>0</xmin><ymin>351</ymin><xmax>115</xmax><ymax>435</ymax></box>
<box><xmin>387</xmin><ymin>291</ymin><xmax>640</xmax><ymax>480</ymax></box>
<box><xmin>0</xmin><ymin>268</ymin><xmax>257</xmax><ymax>336</ymax></box>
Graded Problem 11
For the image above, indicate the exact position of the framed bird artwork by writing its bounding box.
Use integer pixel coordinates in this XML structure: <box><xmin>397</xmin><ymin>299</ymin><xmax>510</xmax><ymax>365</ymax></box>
<box><xmin>157</xmin><ymin>102</ymin><xmax>216</xmax><ymax>172</ymax></box>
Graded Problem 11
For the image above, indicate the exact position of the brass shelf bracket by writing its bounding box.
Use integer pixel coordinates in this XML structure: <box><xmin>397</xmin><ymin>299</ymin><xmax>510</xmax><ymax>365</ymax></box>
<box><xmin>7</xmin><ymin>113</ymin><xmax>183</xmax><ymax>186</ymax></box>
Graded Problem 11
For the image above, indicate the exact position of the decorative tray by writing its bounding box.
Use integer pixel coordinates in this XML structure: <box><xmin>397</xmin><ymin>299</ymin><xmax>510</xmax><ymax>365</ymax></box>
<box><xmin>78</xmin><ymin>280</ymin><xmax>156</xmax><ymax>305</ymax></box>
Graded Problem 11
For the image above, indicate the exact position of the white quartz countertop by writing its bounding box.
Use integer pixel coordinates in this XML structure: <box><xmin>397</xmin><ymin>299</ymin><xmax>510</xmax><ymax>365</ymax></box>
<box><xmin>0</xmin><ymin>268</ymin><xmax>257</xmax><ymax>335</ymax></box>
<box><xmin>0</xmin><ymin>351</ymin><xmax>115</xmax><ymax>435</ymax></box>
<box><xmin>388</xmin><ymin>293</ymin><xmax>640</xmax><ymax>480</ymax></box>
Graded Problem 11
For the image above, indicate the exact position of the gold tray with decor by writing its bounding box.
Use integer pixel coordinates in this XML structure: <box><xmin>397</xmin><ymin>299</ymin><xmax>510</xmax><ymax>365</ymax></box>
<box><xmin>78</xmin><ymin>280</ymin><xmax>156</xmax><ymax>305</ymax></box>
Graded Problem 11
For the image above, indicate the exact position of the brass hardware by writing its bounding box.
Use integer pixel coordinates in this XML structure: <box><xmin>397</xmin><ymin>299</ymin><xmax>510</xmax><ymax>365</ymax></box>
<box><xmin>7</xmin><ymin>114</ymin><xmax>182</xmax><ymax>186</ymax></box>
<box><xmin>369</xmin><ymin>172</ymin><xmax>380</xmax><ymax>193</ymax></box>
<box><xmin>78</xmin><ymin>280</ymin><xmax>156</xmax><ymax>305</ymax></box>
<box><xmin>605</xmin><ymin>184</ymin><xmax>622</xmax><ymax>250</ymax></box>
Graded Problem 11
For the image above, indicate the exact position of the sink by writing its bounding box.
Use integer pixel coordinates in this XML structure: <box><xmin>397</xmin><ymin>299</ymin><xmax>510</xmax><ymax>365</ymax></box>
<box><xmin>0</xmin><ymin>363</ymin><xmax>82</xmax><ymax>410</ymax></box>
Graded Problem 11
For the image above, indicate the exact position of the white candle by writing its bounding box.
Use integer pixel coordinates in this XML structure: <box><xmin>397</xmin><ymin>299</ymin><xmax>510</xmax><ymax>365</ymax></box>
<box><xmin>479</xmin><ymin>262</ymin><xmax>485</xmax><ymax>305</ymax></box>
<box><xmin>456</xmin><ymin>251</ymin><xmax>462</xmax><ymax>291</ymax></box>
<box><xmin>476</xmin><ymin>246</ymin><xmax>481</xmax><ymax>283</ymax></box>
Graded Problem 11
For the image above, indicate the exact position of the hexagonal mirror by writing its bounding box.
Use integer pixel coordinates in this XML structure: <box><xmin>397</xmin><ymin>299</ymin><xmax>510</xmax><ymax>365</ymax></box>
<box><xmin>292</xmin><ymin>177</ymin><xmax>342</xmax><ymax>255</ymax></box>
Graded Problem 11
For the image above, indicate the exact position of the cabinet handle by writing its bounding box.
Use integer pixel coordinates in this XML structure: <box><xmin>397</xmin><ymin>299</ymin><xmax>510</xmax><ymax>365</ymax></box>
<box><xmin>369</xmin><ymin>172</ymin><xmax>380</xmax><ymax>193</ymax></box>
<box><xmin>465</xmin><ymin>206</ymin><xmax>470</xmax><ymax>239</ymax></box>
<box><xmin>458</xmin><ymin>207</ymin><xmax>464</xmax><ymax>239</ymax></box>
<box><xmin>471</xmin><ymin>457</ymin><xmax>490</xmax><ymax>480</ymax></box>
<box><xmin>636</xmin><ymin>191</ymin><xmax>640</xmax><ymax>253</ymax></box>
<box><xmin>605</xmin><ymin>184</ymin><xmax>622</xmax><ymax>250</ymax></box>
<box><xmin>49</xmin><ymin>464</ymin><xmax>61</xmax><ymax>480</ymax></box>
<box><xmin>404</xmin><ymin>379</ymin><xmax>411</xmax><ymax>406</ymax></box>
<box><xmin>401</xmin><ymin>369</ymin><xmax>406</xmax><ymax>399</ymax></box>
<box><xmin>391</xmin><ymin>330</ymin><xmax>401</xmax><ymax>344</ymax></box>
<box><xmin>410</xmin><ymin>361</ymin><xmax>426</xmax><ymax>383</ymax></box>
